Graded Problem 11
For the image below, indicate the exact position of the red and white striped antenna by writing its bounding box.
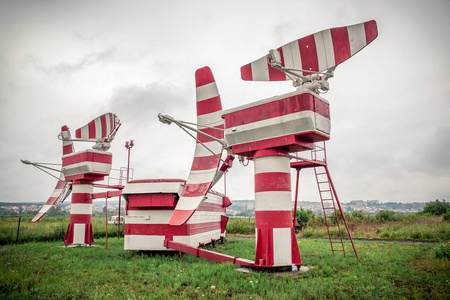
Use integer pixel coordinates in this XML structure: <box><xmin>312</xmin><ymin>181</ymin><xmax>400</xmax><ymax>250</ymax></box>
<box><xmin>58</xmin><ymin>112</ymin><xmax>121</xmax><ymax>151</ymax></box>
<box><xmin>240</xmin><ymin>20</ymin><xmax>378</xmax><ymax>93</ymax></box>
<box><xmin>159</xmin><ymin>67</ymin><xmax>233</xmax><ymax>226</ymax></box>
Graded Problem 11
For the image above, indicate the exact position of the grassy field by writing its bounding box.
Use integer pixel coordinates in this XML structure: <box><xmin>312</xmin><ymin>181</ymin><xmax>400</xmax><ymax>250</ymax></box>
<box><xmin>1</xmin><ymin>215</ymin><xmax>449</xmax><ymax>298</ymax></box>
<box><xmin>1</xmin><ymin>237</ymin><xmax>449</xmax><ymax>299</ymax></box>
<box><xmin>227</xmin><ymin>215</ymin><xmax>450</xmax><ymax>242</ymax></box>
<box><xmin>0</xmin><ymin>217</ymin><xmax>124</xmax><ymax>245</ymax></box>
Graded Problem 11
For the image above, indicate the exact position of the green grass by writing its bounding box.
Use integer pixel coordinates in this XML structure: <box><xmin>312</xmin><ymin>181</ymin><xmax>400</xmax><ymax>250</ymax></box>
<box><xmin>0</xmin><ymin>217</ymin><xmax>124</xmax><ymax>245</ymax></box>
<box><xmin>1</xmin><ymin>238</ymin><xmax>449</xmax><ymax>299</ymax></box>
<box><xmin>227</xmin><ymin>215</ymin><xmax>450</xmax><ymax>242</ymax></box>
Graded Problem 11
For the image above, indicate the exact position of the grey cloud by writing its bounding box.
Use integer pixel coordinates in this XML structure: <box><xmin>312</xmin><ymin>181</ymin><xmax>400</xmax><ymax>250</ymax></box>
<box><xmin>107</xmin><ymin>82</ymin><xmax>194</xmax><ymax>126</ymax></box>
<box><xmin>42</xmin><ymin>48</ymin><xmax>116</xmax><ymax>75</ymax></box>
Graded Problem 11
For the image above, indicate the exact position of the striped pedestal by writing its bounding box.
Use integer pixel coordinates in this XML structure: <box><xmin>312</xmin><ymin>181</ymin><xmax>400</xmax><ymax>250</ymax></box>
<box><xmin>253</xmin><ymin>149</ymin><xmax>301</xmax><ymax>268</ymax></box>
<box><xmin>64</xmin><ymin>180</ymin><xmax>94</xmax><ymax>245</ymax></box>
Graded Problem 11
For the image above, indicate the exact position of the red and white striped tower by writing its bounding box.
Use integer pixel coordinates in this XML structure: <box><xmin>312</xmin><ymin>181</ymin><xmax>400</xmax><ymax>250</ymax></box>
<box><xmin>64</xmin><ymin>180</ymin><xmax>94</xmax><ymax>245</ymax></box>
<box><xmin>253</xmin><ymin>149</ymin><xmax>301</xmax><ymax>268</ymax></box>
<box><xmin>61</xmin><ymin>125</ymin><xmax>96</xmax><ymax>245</ymax></box>
<box><xmin>60</xmin><ymin>114</ymin><xmax>117</xmax><ymax>245</ymax></box>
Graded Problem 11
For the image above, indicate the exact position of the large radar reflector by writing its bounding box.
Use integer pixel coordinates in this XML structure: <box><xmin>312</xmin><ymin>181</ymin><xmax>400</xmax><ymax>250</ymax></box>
<box><xmin>169</xmin><ymin>67</ymin><xmax>225</xmax><ymax>226</ymax></box>
<box><xmin>75</xmin><ymin>113</ymin><xmax>120</xmax><ymax>141</ymax></box>
<box><xmin>241</xmin><ymin>20</ymin><xmax>378</xmax><ymax>81</ymax></box>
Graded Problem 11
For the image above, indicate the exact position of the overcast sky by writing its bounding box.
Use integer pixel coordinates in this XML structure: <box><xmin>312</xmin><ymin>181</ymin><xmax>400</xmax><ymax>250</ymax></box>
<box><xmin>1</xmin><ymin>0</ymin><xmax>449</xmax><ymax>205</ymax></box>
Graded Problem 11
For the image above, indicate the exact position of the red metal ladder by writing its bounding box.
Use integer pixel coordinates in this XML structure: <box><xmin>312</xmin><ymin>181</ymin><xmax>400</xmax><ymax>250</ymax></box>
<box><xmin>291</xmin><ymin>141</ymin><xmax>358</xmax><ymax>259</ymax></box>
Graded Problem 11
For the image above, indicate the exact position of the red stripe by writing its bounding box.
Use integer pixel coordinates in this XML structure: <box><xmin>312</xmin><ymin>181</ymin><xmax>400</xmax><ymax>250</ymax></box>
<box><xmin>88</xmin><ymin>120</ymin><xmax>96</xmax><ymax>139</ymax></box>
<box><xmin>240</xmin><ymin>64</ymin><xmax>253</xmax><ymax>80</ymax></box>
<box><xmin>197</xmin><ymin>96</ymin><xmax>222</xmax><ymax>115</ymax></box>
<box><xmin>255</xmin><ymin>172</ymin><xmax>291</xmax><ymax>192</ymax></box>
<box><xmin>228</xmin><ymin>134</ymin><xmax>317</xmax><ymax>156</ymax></box>
<box><xmin>191</xmin><ymin>155</ymin><xmax>220</xmax><ymax>170</ymax></box>
<box><xmin>315</xmin><ymin>97</ymin><xmax>330</xmax><ymax>118</ymax></box>
<box><xmin>45</xmin><ymin>196</ymin><xmax>57</xmax><ymax>205</ymax></box>
<box><xmin>127</xmin><ymin>194</ymin><xmax>177</xmax><ymax>208</ymax></box>
<box><xmin>101</xmin><ymin>114</ymin><xmax>107</xmax><ymax>137</ymax></box>
<box><xmin>298</xmin><ymin>34</ymin><xmax>319</xmax><ymax>76</ymax></box>
<box><xmin>69</xmin><ymin>214</ymin><xmax>92</xmax><ymax>223</ymax></box>
<box><xmin>255</xmin><ymin>211</ymin><xmax>293</xmax><ymax>228</ymax></box>
<box><xmin>253</xmin><ymin>149</ymin><xmax>289</xmax><ymax>158</ymax></box>
<box><xmin>62</xmin><ymin>151</ymin><xmax>112</xmax><ymax>165</ymax></box>
<box><xmin>63</xmin><ymin>144</ymin><xmax>74</xmax><ymax>155</ymax></box>
<box><xmin>331</xmin><ymin>27</ymin><xmax>351</xmax><ymax>65</ymax></box>
<box><xmin>279</xmin><ymin>46</ymin><xmax>285</xmax><ymax>68</ymax></box>
<box><xmin>181</xmin><ymin>182</ymin><xmax>211</xmax><ymax>197</ymax></box>
<box><xmin>364</xmin><ymin>20</ymin><xmax>378</xmax><ymax>44</ymax></box>
<box><xmin>75</xmin><ymin>128</ymin><xmax>81</xmax><ymax>139</ymax></box>
<box><xmin>129</xmin><ymin>179</ymin><xmax>185</xmax><ymax>184</ymax></box>
<box><xmin>32</xmin><ymin>212</ymin><xmax>44</xmax><ymax>222</ymax></box>
<box><xmin>254</xmin><ymin>227</ymin><xmax>274</xmax><ymax>266</ymax></box>
<box><xmin>169</xmin><ymin>209</ymin><xmax>195</xmax><ymax>226</ymax></box>
<box><xmin>108</xmin><ymin>113</ymin><xmax>113</xmax><ymax>134</ymax></box>
<box><xmin>197</xmin><ymin>202</ymin><xmax>225</xmax><ymax>212</ymax></box>
<box><xmin>196</xmin><ymin>125</ymin><xmax>224</xmax><ymax>143</ymax></box>
<box><xmin>195</xmin><ymin>67</ymin><xmax>215</xmax><ymax>87</ymax></box>
<box><xmin>268</xmin><ymin>46</ymin><xmax>286</xmax><ymax>80</ymax></box>
<box><xmin>70</xmin><ymin>194</ymin><xmax>93</xmax><ymax>204</ymax></box>
<box><xmin>223</xmin><ymin>93</ymin><xmax>326</xmax><ymax>127</ymax></box>
<box><xmin>55</xmin><ymin>180</ymin><xmax>66</xmax><ymax>189</ymax></box>
<box><xmin>126</xmin><ymin>221</ymin><xmax>221</xmax><ymax>236</ymax></box>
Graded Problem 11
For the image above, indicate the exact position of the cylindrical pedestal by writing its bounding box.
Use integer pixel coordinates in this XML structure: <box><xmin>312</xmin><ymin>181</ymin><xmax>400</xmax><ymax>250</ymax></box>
<box><xmin>64</xmin><ymin>180</ymin><xmax>94</xmax><ymax>245</ymax></box>
<box><xmin>253</xmin><ymin>149</ymin><xmax>301</xmax><ymax>268</ymax></box>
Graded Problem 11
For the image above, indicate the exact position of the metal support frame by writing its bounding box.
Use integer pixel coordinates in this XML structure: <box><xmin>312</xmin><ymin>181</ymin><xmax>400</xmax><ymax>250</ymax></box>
<box><xmin>291</xmin><ymin>141</ymin><xmax>358</xmax><ymax>259</ymax></box>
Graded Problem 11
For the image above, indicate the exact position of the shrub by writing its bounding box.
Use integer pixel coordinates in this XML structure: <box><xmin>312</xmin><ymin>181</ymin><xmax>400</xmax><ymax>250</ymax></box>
<box><xmin>295</xmin><ymin>208</ymin><xmax>314</xmax><ymax>228</ymax></box>
<box><xmin>376</xmin><ymin>210</ymin><xmax>397</xmax><ymax>222</ymax></box>
<box><xmin>443</xmin><ymin>212</ymin><xmax>450</xmax><ymax>222</ymax></box>
<box><xmin>226</xmin><ymin>218</ymin><xmax>255</xmax><ymax>235</ymax></box>
<box><xmin>434</xmin><ymin>243</ymin><xmax>450</xmax><ymax>259</ymax></box>
<box><xmin>420</xmin><ymin>199</ymin><xmax>449</xmax><ymax>216</ymax></box>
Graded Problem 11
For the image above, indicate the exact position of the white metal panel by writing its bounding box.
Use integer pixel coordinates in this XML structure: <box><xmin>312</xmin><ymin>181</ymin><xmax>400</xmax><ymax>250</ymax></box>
<box><xmin>347</xmin><ymin>23</ymin><xmax>367</xmax><ymax>56</ymax></box>
<box><xmin>254</xmin><ymin>155</ymin><xmax>290</xmax><ymax>174</ymax></box>
<box><xmin>122</xmin><ymin>181</ymin><xmax>184</xmax><ymax>195</ymax></box>
<box><xmin>251</xmin><ymin>57</ymin><xmax>270</xmax><ymax>81</ymax></box>
<box><xmin>197</xmin><ymin>111</ymin><xmax>223</xmax><ymax>126</ymax></box>
<box><xmin>196</xmin><ymin>82</ymin><xmax>219</xmax><ymax>102</ymax></box>
<box><xmin>126</xmin><ymin>210</ymin><xmax>173</xmax><ymax>224</ymax></box>
<box><xmin>273</xmin><ymin>228</ymin><xmax>292</xmax><ymax>266</ymax></box>
<box><xmin>254</xmin><ymin>191</ymin><xmax>292</xmax><ymax>212</ymax></box>
<box><xmin>73</xmin><ymin>223</ymin><xmax>86</xmax><ymax>244</ymax></box>
<box><xmin>124</xmin><ymin>235</ymin><xmax>170</xmax><ymax>251</ymax></box>
<box><xmin>70</xmin><ymin>203</ymin><xmax>93</xmax><ymax>215</ymax></box>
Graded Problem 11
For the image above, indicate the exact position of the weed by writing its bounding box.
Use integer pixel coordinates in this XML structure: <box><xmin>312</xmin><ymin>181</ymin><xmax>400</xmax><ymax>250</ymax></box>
<box><xmin>434</xmin><ymin>243</ymin><xmax>450</xmax><ymax>259</ymax></box>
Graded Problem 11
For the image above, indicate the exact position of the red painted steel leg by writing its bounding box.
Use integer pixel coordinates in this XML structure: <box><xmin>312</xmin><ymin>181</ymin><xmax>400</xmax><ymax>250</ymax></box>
<box><xmin>253</xmin><ymin>149</ymin><xmax>301</xmax><ymax>268</ymax></box>
<box><xmin>64</xmin><ymin>180</ymin><xmax>94</xmax><ymax>245</ymax></box>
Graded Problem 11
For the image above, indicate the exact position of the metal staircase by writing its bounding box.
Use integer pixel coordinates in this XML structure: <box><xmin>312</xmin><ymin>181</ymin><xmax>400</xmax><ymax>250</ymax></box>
<box><xmin>291</xmin><ymin>141</ymin><xmax>358</xmax><ymax>259</ymax></box>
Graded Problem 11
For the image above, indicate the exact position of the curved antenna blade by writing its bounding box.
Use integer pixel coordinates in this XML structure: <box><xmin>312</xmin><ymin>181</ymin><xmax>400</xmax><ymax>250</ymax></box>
<box><xmin>75</xmin><ymin>113</ymin><xmax>120</xmax><ymax>141</ymax></box>
<box><xmin>241</xmin><ymin>20</ymin><xmax>378</xmax><ymax>81</ymax></box>
<box><xmin>32</xmin><ymin>126</ymin><xmax>75</xmax><ymax>222</ymax></box>
<box><xmin>169</xmin><ymin>66</ymin><xmax>225</xmax><ymax>226</ymax></box>
<box><xmin>32</xmin><ymin>173</ymin><xmax>72</xmax><ymax>222</ymax></box>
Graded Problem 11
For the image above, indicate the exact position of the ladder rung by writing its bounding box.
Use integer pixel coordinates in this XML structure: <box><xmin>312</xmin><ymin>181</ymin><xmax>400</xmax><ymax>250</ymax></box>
<box><xmin>332</xmin><ymin>249</ymin><xmax>345</xmax><ymax>252</ymax></box>
<box><xmin>327</xmin><ymin>224</ymin><xmax>339</xmax><ymax>227</ymax></box>
<box><xmin>323</xmin><ymin>207</ymin><xmax>335</xmax><ymax>210</ymax></box>
<box><xmin>329</xmin><ymin>232</ymin><xmax>341</xmax><ymax>235</ymax></box>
